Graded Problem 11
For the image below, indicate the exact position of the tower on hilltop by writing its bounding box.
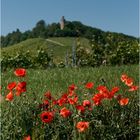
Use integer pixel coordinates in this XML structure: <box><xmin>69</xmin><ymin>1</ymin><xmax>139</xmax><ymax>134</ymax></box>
<box><xmin>60</xmin><ymin>16</ymin><xmax>65</xmax><ymax>30</ymax></box>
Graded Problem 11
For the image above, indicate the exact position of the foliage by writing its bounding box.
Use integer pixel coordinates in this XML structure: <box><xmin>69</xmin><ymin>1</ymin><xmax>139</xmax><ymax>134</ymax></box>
<box><xmin>1</xmin><ymin>48</ymin><xmax>51</xmax><ymax>71</ymax></box>
<box><xmin>76</xmin><ymin>36</ymin><xmax>139</xmax><ymax>67</ymax></box>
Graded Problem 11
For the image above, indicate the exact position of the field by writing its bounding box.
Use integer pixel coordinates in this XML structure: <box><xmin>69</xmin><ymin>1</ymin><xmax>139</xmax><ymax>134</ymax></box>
<box><xmin>1</xmin><ymin>65</ymin><xmax>138</xmax><ymax>97</ymax></box>
<box><xmin>1</xmin><ymin>65</ymin><xmax>139</xmax><ymax>140</ymax></box>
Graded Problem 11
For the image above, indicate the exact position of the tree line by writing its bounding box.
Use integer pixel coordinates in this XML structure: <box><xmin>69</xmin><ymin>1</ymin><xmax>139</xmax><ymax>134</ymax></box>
<box><xmin>1</xmin><ymin>19</ymin><xmax>137</xmax><ymax>47</ymax></box>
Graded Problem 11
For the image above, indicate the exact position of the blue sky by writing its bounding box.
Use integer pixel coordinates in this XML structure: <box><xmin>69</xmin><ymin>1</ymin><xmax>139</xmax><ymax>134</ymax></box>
<box><xmin>1</xmin><ymin>0</ymin><xmax>139</xmax><ymax>37</ymax></box>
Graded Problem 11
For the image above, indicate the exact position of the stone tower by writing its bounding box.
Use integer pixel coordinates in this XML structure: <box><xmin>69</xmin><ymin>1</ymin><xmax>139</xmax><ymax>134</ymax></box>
<box><xmin>60</xmin><ymin>16</ymin><xmax>65</xmax><ymax>30</ymax></box>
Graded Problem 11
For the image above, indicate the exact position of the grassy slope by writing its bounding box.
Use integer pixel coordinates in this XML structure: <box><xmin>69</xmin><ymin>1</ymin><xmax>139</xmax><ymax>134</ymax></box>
<box><xmin>1</xmin><ymin>37</ymin><xmax>90</xmax><ymax>62</ymax></box>
<box><xmin>1</xmin><ymin>65</ymin><xmax>138</xmax><ymax>99</ymax></box>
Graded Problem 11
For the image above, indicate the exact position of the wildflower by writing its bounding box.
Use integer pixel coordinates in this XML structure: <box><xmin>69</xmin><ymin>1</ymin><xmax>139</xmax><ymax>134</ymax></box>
<box><xmin>97</xmin><ymin>85</ymin><xmax>109</xmax><ymax>94</ymax></box>
<box><xmin>15</xmin><ymin>91</ymin><xmax>22</xmax><ymax>96</ymax></box>
<box><xmin>16</xmin><ymin>82</ymin><xmax>26</xmax><ymax>93</ymax></box>
<box><xmin>85</xmin><ymin>82</ymin><xmax>94</xmax><ymax>89</ymax></box>
<box><xmin>23</xmin><ymin>135</ymin><xmax>31</xmax><ymax>140</ymax></box>
<box><xmin>40</xmin><ymin>111</ymin><xmax>54</xmax><ymax>123</ymax></box>
<box><xmin>75</xmin><ymin>105</ymin><xmax>85</xmax><ymax>113</ymax></box>
<box><xmin>118</xmin><ymin>98</ymin><xmax>129</xmax><ymax>106</ymax></box>
<box><xmin>92</xmin><ymin>93</ymin><xmax>104</xmax><ymax>105</ymax></box>
<box><xmin>83</xmin><ymin>100</ymin><xmax>91</xmax><ymax>107</ymax></box>
<box><xmin>57</xmin><ymin>98</ymin><xmax>67</xmax><ymax>106</ymax></box>
<box><xmin>121</xmin><ymin>74</ymin><xmax>128</xmax><ymax>82</ymax></box>
<box><xmin>7</xmin><ymin>82</ymin><xmax>16</xmax><ymax>90</ymax></box>
<box><xmin>60</xmin><ymin>107</ymin><xmax>71</xmax><ymax>118</ymax></box>
<box><xmin>14</xmin><ymin>68</ymin><xmax>26</xmax><ymax>77</ymax></box>
<box><xmin>68</xmin><ymin>84</ymin><xmax>77</xmax><ymax>91</ymax></box>
<box><xmin>108</xmin><ymin>86</ymin><xmax>120</xmax><ymax>99</ymax></box>
<box><xmin>6</xmin><ymin>91</ymin><xmax>14</xmax><ymax>101</ymax></box>
<box><xmin>125</xmin><ymin>78</ymin><xmax>133</xmax><ymax>87</ymax></box>
<box><xmin>68</xmin><ymin>95</ymin><xmax>78</xmax><ymax>105</ymax></box>
<box><xmin>128</xmin><ymin>85</ymin><xmax>139</xmax><ymax>92</ymax></box>
<box><xmin>76</xmin><ymin>121</ymin><xmax>89</xmax><ymax>132</ymax></box>
<box><xmin>44</xmin><ymin>91</ymin><xmax>52</xmax><ymax>100</ymax></box>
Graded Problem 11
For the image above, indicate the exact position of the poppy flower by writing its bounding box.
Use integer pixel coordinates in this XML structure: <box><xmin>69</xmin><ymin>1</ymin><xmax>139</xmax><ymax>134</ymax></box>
<box><xmin>121</xmin><ymin>74</ymin><xmax>128</xmax><ymax>82</ymax></box>
<box><xmin>16</xmin><ymin>82</ymin><xmax>26</xmax><ymax>93</ymax></box>
<box><xmin>92</xmin><ymin>93</ymin><xmax>104</xmax><ymax>105</ymax></box>
<box><xmin>128</xmin><ymin>85</ymin><xmax>139</xmax><ymax>92</ymax></box>
<box><xmin>60</xmin><ymin>107</ymin><xmax>71</xmax><ymax>118</ymax></box>
<box><xmin>23</xmin><ymin>135</ymin><xmax>31</xmax><ymax>140</ymax></box>
<box><xmin>83</xmin><ymin>100</ymin><xmax>91</xmax><ymax>107</ymax></box>
<box><xmin>40</xmin><ymin>111</ymin><xmax>54</xmax><ymax>123</ymax></box>
<box><xmin>76</xmin><ymin>121</ymin><xmax>89</xmax><ymax>132</ymax></box>
<box><xmin>97</xmin><ymin>85</ymin><xmax>109</xmax><ymax>94</ymax></box>
<box><xmin>57</xmin><ymin>97</ymin><xmax>67</xmax><ymax>106</ymax></box>
<box><xmin>68</xmin><ymin>84</ymin><xmax>77</xmax><ymax>91</ymax></box>
<box><xmin>85</xmin><ymin>82</ymin><xmax>94</xmax><ymax>89</ymax></box>
<box><xmin>14</xmin><ymin>68</ymin><xmax>26</xmax><ymax>77</ymax></box>
<box><xmin>125</xmin><ymin>78</ymin><xmax>133</xmax><ymax>87</ymax></box>
<box><xmin>108</xmin><ymin>87</ymin><xmax>120</xmax><ymax>99</ymax></box>
<box><xmin>44</xmin><ymin>91</ymin><xmax>52</xmax><ymax>100</ymax></box>
<box><xmin>15</xmin><ymin>91</ymin><xmax>22</xmax><ymax>96</ymax></box>
<box><xmin>6</xmin><ymin>91</ymin><xmax>14</xmax><ymax>101</ymax></box>
<box><xmin>7</xmin><ymin>82</ymin><xmax>16</xmax><ymax>90</ymax></box>
<box><xmin>68</xmin><ymin>96</ymin><xmax>78</xmax><ymax>105</ymax></box>
<box><xmin>75</xmin><ymin>105</ymin><xmax>85</xmax><ymax>113</ymax></box>
<box><xmin>118</xmin><ymin>98</ymin><xmax>129</xmax><ymax>106</ymax></box>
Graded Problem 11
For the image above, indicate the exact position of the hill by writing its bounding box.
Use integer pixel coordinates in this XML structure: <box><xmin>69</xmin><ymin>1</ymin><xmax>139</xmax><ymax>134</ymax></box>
<box><xmin>1</xmin><ymin>37</ymin><xmax>90</xmax><ymax>62</ymax></box>
<box><xmin>1</xmin><ymin>19</ymin><xmax>137</xmax><ymax>48</ymax></box>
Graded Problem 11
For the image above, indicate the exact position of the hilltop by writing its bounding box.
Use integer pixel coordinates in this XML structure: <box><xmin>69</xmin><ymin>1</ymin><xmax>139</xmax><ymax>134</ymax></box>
<box><xmin>1</xmin><ymin>19</ymin><xmax>137</xmax><ymax>48</ymax></box>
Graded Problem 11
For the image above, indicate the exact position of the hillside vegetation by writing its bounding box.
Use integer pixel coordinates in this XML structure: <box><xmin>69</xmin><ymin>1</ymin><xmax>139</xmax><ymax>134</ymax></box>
<box><xmin>1</xmin><ymin>37</ymin><xmax>90</xmax><ymax>61</ymax></box>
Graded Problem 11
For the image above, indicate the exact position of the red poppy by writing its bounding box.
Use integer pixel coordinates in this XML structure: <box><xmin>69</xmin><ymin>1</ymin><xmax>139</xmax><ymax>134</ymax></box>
<box><xmin>23</xmin><ymin>135</ymin><xmax>31</xmax><ymax>140</ymax></box>
<box><xmin>15</xmin><ymin>91</ymin><xmax>22</xmax><ymax>96</ymax></box>
<box><xmin>14</xmin><ymin>68</ymin><xmax>26</xmax><ymax>77</ymax></box>
<box><xmin>121</xmin><ymin>74</ymin><xmax>128</xmax><ymax>82</ymax></box>
<box><xmin>7</xmin><ymin>82</ymin><xmax>16</xmax><ymax>90</ymax></box>
<box><xmin>76</xmin><ymin>105</ymin><xmax>85</xmax><ymax>113</ymax></box>
<box><xmin>118</xmin><ymin>98</ymin><xmax>129</xmax><ymax>106</ymax></box>
<box><xmin>57</xmin><ymin>97</ymin><xmax>67</xmax><ymax>106</ymax></box>
<box><xmin>40</xmin><ymin>111</ymin><xmax>54</xmax><ymax>123</ymax></box>
<box><xmin>92</xmin><ymin>93</ymin><xmax>104</xmax><ymax>105</ymax></box>
<box><xmin>44</xmin><ymin>91</ymin><xmax>52</xmax><ymax>100</ymax></box>
<box><xmin>128</xmin><ymin>85</ymin><xmax>139</xmax><ymax>92</ymax></box>
<box><xmin>16</xmin><ymin>82</ymin><xmax>26</xmax><ymax>92</ymax></box>
<box><xmin>85</xmin><ymin>82</ymin><xmax>94</xmax><ymax>89</ymax></box>
<box><xmin>68</xmin><ymin>84</ymin><xmax>77</xmax><ymax>91</ymax></box>
<box><xmin>76</xmin><ymin>121</ymin><xmax>89</xmax><ymax>132</ymax></box>
<box><xmin>83</xmin><ymin>100</ymin><xmax>91</xmax><ymax>107</ymax></box>
<box><xmin>125</xmin><ymin>78</ymin><xmax>133</xmax><ymax>87</ymax></box>
<box><xmin>68</xmin><ymin>96</ymin><xmax>78</xmax><ymax>105</ymax></box>
<box><xmin>97</xmin><ymin>85</ymin><xmax>109</xmax><ymax>94</ymax></box>
<box><xmin>60</xmin><ymin>107</ymin><xmax>71</xmax><ymax>118</ymax></box>
<box><xmin>108</xmin><ymin>87</ymin><xmax>120</xmax><ymax>99</ymax></box>
<box><xmin>6</xmin><ymin>91</ymin><xmax>14</xmax><ymax>101</ymax></box>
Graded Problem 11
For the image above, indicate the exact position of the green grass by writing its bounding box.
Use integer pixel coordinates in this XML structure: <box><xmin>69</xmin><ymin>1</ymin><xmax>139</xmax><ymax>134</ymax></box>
<box><xmin>1</xmin><ymin>37</ymin><xmax>90</xmax><ymax>62</ymax></box>
<box><xmin>1</xmin><ymin>65</ymin><xmax>139</xmax><ymax>99</ymax></box>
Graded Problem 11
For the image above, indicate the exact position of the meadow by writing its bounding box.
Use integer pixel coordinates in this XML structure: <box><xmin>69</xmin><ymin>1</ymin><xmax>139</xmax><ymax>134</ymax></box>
<box><xmin>1</xmin><ymin>65</ymin><xmax>139</xmax><ymax>140</ymax></box>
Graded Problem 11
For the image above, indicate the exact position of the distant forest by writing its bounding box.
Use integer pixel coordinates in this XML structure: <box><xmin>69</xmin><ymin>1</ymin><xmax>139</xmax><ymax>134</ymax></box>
<box><xmin>1</xmin><ymin>19</ymin><xmax>137</xmax><ymax>47</ymax></box>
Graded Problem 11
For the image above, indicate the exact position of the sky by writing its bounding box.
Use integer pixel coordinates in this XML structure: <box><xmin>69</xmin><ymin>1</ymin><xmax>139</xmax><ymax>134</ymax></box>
<box><xmin>1</xmin><ymin>0</ymin><xmax>139</xmax><ymax>37</ymax></box>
